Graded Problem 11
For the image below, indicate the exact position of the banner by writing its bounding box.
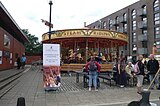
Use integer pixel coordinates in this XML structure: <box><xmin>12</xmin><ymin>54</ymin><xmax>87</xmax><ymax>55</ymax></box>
<box><xmin>43</xmin><ymin>44</ymin><xmax>61</xmax><ymax>91</ymax></box>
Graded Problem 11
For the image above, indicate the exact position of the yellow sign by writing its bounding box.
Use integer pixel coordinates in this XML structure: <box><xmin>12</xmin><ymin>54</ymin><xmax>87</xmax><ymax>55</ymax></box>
<box><xmin>42</xmin><ymin>29</ymin><xmax>128</xmax><ymax>42</ymax></box>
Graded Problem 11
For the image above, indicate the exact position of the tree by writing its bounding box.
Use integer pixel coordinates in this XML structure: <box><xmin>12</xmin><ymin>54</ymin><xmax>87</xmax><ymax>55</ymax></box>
<box><xmin>22</xmin><ymin>29</ymin><xmax>42</xmax><ymax>55</ymax></box>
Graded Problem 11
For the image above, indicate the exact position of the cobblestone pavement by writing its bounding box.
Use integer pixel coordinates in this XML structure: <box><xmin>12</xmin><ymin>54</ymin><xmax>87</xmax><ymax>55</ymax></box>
<box><xmin>0</xmin><ymin>66</ymin><xmax>159</xmax><ymax>106</ymax></box>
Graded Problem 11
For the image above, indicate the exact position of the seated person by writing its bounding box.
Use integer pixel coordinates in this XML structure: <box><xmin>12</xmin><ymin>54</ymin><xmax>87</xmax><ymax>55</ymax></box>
<box><xmin>125</xmin><ymin>62</ymin><xmax>134</xmax><ymax>85</ymax></box>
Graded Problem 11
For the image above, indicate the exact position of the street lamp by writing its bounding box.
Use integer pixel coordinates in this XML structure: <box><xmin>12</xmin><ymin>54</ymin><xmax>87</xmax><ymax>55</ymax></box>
<box><xmin>49</xmin><ymin>0</ymin><xmax>53</xmax><ymax>43</ymax></box>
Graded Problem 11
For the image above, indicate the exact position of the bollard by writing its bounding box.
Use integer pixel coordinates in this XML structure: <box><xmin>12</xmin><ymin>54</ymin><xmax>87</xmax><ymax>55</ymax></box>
<box><xmin>17</xmin><ymin>97</ymin><xmax>25</xmax><ymax>106</ymax></box>
<box><xmin>140</xmin><ymin>90</ymin><xmax>151</xmax><ymax>106</ymax></box>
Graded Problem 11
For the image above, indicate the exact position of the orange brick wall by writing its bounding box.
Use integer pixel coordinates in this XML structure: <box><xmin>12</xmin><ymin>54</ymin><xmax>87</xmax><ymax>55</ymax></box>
<box><xmin>0</xmin><ymin>27</ymin><xmax>25</xmax><ymax>70</ymax></box>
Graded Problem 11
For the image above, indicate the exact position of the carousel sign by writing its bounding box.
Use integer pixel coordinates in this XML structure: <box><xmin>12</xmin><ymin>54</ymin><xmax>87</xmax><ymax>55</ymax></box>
<box><xmin>42</xmin><ymin>29</ymin><xmax>128</xmax><ymax>42</ymax></box>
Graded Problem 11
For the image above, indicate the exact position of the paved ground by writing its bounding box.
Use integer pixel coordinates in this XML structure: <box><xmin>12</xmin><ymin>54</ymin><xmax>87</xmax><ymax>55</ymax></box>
<box><xmin>0</xmin><ymin>65</ymin><xmax>159</xmax><ymax>106</ymax></box>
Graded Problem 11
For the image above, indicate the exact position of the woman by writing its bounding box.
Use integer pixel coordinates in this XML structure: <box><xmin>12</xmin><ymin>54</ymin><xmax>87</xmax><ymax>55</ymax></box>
<box><xmin>135</xmin><ymin>55</ymin><xmax>145</xmax><ymax>94</ymax></box>
<box><xmin>85</xmin><ymin>56</ymin><xmax>101</xmax><ymax>91</ymax></box>
<box><xmin>116</xmin><ymin>58</ymin><xmax>127</xmax><ymax>88</ymax></box>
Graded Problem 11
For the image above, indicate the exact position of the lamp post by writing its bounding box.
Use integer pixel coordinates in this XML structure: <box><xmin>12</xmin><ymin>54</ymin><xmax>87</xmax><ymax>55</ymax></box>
<box><xmin>49</xmin><ymin>0</ymin><xmax>53</xmax><ymax>43</ymax></box>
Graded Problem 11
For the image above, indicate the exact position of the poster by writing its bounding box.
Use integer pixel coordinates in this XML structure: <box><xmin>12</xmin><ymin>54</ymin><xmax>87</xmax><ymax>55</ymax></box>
<box><xmin>43</xmin><ymin>44</ymin><xmax>61</xmax><ymax>91</ymax></box>
<box><xmin>10</xmin><ymin>53</ymin><xmax>12</xmax><ymax>64</ymax></box>
<box><xmin>0</xmin><ymin>51</ymin><xmax>2</xmax><ymax>64</ymax></box>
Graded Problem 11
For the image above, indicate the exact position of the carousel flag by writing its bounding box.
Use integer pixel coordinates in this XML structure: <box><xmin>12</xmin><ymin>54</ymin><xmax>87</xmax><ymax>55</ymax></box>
<box><xmin>43</xmin><ymin>44</ymin><xmax>61</xmax><ymax>91</ymax></box>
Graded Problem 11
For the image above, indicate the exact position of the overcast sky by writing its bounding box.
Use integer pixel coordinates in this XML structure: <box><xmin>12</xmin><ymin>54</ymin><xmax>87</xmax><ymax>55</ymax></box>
<box><xmin>1</xmin><ymin>0</ymin><xmax>139</xmax><ymax>41</ymax></box>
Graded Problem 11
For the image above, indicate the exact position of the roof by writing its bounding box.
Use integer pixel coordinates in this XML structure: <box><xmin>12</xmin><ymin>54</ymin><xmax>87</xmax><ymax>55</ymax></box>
<box><xmin>0</xmin><ymin>1</ymin><xmax>29</xmax><ymax>43</ymax></box>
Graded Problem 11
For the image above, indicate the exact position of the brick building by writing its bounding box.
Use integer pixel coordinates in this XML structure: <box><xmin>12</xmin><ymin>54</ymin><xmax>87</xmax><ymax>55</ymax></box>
<box><xmin>87</xmin><ymin>0</ymin><xmax>160</xmax><ymax>61</ymax></box>
<box><xmin>0</xmin><ymin>2</ymin><xmax>29</xmax><ymax>70</ymax></box>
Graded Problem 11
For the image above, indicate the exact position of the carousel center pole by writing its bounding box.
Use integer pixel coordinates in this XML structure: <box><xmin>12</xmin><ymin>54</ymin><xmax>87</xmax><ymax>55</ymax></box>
<box><xmin>85</xmin><ymin>39</ymin><xmax>88</xmax><ymax>63</ymax></box>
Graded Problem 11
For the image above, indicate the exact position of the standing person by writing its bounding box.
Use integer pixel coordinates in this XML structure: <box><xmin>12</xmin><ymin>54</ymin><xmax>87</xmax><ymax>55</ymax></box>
<box><xmin>21</xmin><ymin>54</ymin><xmax>26</xmax><ymax>69</ymax></box>
<box><xmin>147</xmin><ymin>54</ymin><xmax>159</xmax><ymax>89</ymax></box>
<box><xmin>134</xmin><ymin>55</ymin><xmax>145</xmax><ymax>94</ymax></box>
<box><xmin>116</xmin><ymin>58</ymin><xmax>127</xmax><ymax>88</ymax></box>
<box><xmin>85</xmin><ymin>56</ymin><xmax>101</xmax><ymax>91</ymax></box>
<box><xmin>17</xmin><ymin>56</ymin><xmax>21</xmax><ymax>69</ymax></box>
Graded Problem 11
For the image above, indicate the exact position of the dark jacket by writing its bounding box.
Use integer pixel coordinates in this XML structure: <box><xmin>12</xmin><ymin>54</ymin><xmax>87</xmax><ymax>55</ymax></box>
<box><xmin>147</xmin><ymin>59</ymin><xmax>159</xmax><ymax>74</ymax></box>
<box><xmin>137</xmin><ymin>60</ymin><xmax>145</xmax><ymax>75</ymax></box>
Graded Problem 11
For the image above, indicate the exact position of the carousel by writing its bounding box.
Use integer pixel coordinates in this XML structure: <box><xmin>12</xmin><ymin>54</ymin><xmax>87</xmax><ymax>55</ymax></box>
<box><xmin>42</xmin><ymin>28</ymin><xmax>128</xmax><ymax>72</ymax></box>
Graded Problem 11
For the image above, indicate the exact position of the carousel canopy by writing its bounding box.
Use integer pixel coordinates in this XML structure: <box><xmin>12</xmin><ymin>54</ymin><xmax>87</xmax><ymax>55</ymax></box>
<box><xmin>42</xmin><ymin>28</ymin><xmax>128</xmax><ymax>48</ymax></box>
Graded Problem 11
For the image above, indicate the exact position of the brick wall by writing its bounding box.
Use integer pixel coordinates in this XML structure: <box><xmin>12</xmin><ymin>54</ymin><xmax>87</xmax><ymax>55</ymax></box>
<box><xmin>0</xmin><ymin>27</ymin><xmax>25</xmax><ymax>70</ymax></box>
<box><xmin>26</xmin><ymin>55</ymin><xmax>42</xmax><ymax>65</ymax></box>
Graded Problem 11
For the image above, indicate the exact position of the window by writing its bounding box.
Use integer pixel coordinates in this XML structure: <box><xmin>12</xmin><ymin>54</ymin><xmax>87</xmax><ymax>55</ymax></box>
<box><xmin>155</xmin><ymin>27</ymin><xmax>160</xmax><ymax>38</ymax></box>
<box><xmin>132</xmin><ymin>9</ymin><xmax>136</xmax><ymax>19</ymax></box>
<box><xmin>116</xmin><ymin>26</ymin><xmax>119</xmax><ymax>32</ymax></box>
<box><xmin>123</xmin><ymin>13</ymin><xmax>127</xmax><ymax>21</ymax></box>
<box><xmin>156</xmin><ymin>41</ymin><xmax>160</xmax><ymax>52</ymax></box>
<box><xmin>142</xmin><ymin>29</ymin><xmax>147</xmax><ymax>36</ymax></box>
<box><xmin>154</xmin><ymin>0</ymin><xmax>159</xmax><ymax>12</ymax></box>
<box><xmin>132</xmin><ymin>32</ymin><xmax>136</xmax><ymax>42</ymax></box>
<box><xmin>116</xmin><ymin>16</ymin><xmax>119</xmax><ymax>24</ymax></box>
<box><xmin>103</xmin><ymin>21</ymin><xmax>106</xmax><ymax>29</ymax></box>
<box><xmin>123</xmin><ymin>23</ymin><xmax>127</xmax><ymax>32</ymax></box>
<box><xmin>142</xmin><ymin>41</ymin><xmax>147</xmax><ymax>48</ymax></box>
<box><xmin>132</xmin><ymin>44</ymin><xmax>137</xmax><ymax>54</ymax></box>
<box><xmin>132</xmin><ymin>21</ymin><xmax>136</xmax><ymax>30</ymax></box>
<box><xmin>4</xmin><ymin>34</ymin><xmax>10</xmax><ymax>49</ymax></box>
<box><xmin>142</xmin><ymin>17</ymin><xmax>147</xmax><ymax>24</ymax></box>
<box><xmin>109</xmin><ymin>20</ymin><xmax>112</xmax><ymax>29</ymax></box>
<box><xmin>154</xmin><ymin>13</ymin><xmax>160</xmax><ymax>25</ymax></box>
<box><xmin>142</xmin><ymin>5</ymin><xmax>147</xmax><ymax>13</ymax></box>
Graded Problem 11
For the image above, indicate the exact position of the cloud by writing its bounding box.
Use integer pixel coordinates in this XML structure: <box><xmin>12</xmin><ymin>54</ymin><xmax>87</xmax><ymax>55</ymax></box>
<box><xmin>1</xmin><ymin>0</ymin><xmax>139</xmax><ymax>41</ymax></box>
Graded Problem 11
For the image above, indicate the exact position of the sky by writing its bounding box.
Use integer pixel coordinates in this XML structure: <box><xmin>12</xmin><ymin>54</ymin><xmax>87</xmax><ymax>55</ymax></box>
<box><xmin>1</xmin><ymin>0</ymin><xmax>139</xmax><ymax>42</ymax></box>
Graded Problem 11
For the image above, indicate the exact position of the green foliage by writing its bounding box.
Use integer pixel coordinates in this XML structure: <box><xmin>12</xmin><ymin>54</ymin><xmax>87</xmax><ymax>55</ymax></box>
<box><xmin>22</xmin><ymin>29</ymin><xmax>42</xmax><ymax>55</ymax></box>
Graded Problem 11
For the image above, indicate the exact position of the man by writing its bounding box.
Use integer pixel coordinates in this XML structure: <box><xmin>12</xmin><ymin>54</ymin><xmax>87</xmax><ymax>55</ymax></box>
<box><xmin>21</xmin><ymin>54</ymin><xmax>26</xmax><ymax>69</ymax></box>
<box><xmin>135</xmin><ymin>55</ymin><xmax>145</xmax><ymax>94</ymax></box>
<box><xmin>147</xmin><ymin>54</ymin><xmax>159</xmax><ymax>89</ymax></box>
<box><xmin>85</xmin><ymin>56</ymin><xmax>101</xmax><ymax>91</ymax></box>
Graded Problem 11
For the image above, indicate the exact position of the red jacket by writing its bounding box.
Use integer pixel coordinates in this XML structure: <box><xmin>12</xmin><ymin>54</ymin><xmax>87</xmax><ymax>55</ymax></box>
<box><xmin>85</xmin><ymin>61</ymin><xmax>101</xmax><ymax>72</ymax></box>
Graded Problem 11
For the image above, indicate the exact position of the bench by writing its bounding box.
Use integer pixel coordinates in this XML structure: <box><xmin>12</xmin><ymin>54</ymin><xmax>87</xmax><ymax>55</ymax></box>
<box><xmin>98</xmin><ymin>74</ymin><xmax>113</xmax><ymax>87</ymax></box>
<box><xmin>60</xmin><ymin>63</ymin><xmax>113</xmax><ymax>72</ymax></box>
<box><xmin>74</xmin><ymin>71</ymin><xmax>116</xmax><ymax>88</ymax></box>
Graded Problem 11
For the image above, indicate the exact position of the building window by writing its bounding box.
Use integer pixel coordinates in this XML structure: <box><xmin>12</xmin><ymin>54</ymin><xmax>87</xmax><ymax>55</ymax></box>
<box><xmin>156</xmin><ymin>41</ymin><xmax>160</xmax><ymax>52</ymax></box>
<box><xmin>142</xmin><ymin>5</ymin><xmax>147</xmax><ymax>13</ymax></box>
<box><xmin>142</xmin><ymin>17</ymin><xmax>147</xmax><ymax>24</ymax></box>
<box><xmin>154</xmin><ymin>0</ymin><xmax>159</xmax><ymax>12</ymax></box>
<box><xmin>116</xmin><ymin>16</ymin><xmax>119</xmax><ymax>24</ymax></box>
<box><xmin>154</xmin><ymin>13</ymin><xmax>160</xmax><ymax>25</ymax></box>
<box><xmin>142</xmin><ymin>29</ymin><xmax>147</xmax><ymax>36</ymax></box>
<box><xmin>132</xmin><ymin>44</ymin><xmax>137</xmax><ymax>54</ymax></box>
<box><xmin>116</xmin><ymin>26</ymin><xmax>119</xmax><ymax>32</ymax></box>
<box><xmin>103</xmin><ymin>21</ymin><xmax>106</xmax><ymax>29</ymax></box>
<box><xmin>109</xmin><ymin>20</ymin><xmax>112</xmax><ymax>29</ymax></box>
<box><xmin>142</xmin><ymin>41</ymin><xmax>147</xmax><ymax>48</ymax></box>
<box><xmin>132</xmin><ymin>21</ymin><xmax>136</xmax><ymax>30</ymax></box>
<box><xmin>155</xmin><ymin>27</ymin><xmax>160</xmax><ymax>38</ymax></box>
<box><xmin>132</xmin><ymin>9</ymin><xmax>136</xmax><ymax>19</ymax></box>
<box><xmin>123</xmin><ymin>23</ymin><xmax>127</xmax><ymax>32</ymax></box>
<box><xmin>123</xmin><ymin>13</ymin><xmax>127</xmax><ymax>21</ymax></box>
<box><xmin>4</xmin><ymin>34</ymin><xmax>10</xmax><ymax>49</ymax></box>
<box><xmin>132</xmin><ymin>32</ymin><xmax>136</xmax><ymax>42</ymax></box>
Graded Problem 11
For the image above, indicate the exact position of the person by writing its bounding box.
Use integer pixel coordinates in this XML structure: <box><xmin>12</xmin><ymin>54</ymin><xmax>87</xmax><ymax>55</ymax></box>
<box><xmin>17</xmin><ymin>56</ymin><xmax>21</xmax><ymax>69</ymax></box>
<box><xmin>116</xmin><ymin>58</ymin><xmax>127</xmax><ymax>88</ymax></box>
<box><xmin>147</xmin><ymin>54</ymin><xmax>159</xmax><ymax>89</ymax></box>
<box><xmin>125</xmin><ymin>62</ymin><xmax>134</xmax><ymax>86</ymax></box>
<box><xmin>21</xmin><ymin>54</ymin><xmax>26</xmax><ymax>69</ymax></box>
<box><xmin>85</xmin><ymin>56</ymin><xmax>101</xmax><ymax>91</ymax></box>
<box><xmin>134</xmin><ymin>55</ymin><xmax>145</xmax><ymax>94</ymax></box>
